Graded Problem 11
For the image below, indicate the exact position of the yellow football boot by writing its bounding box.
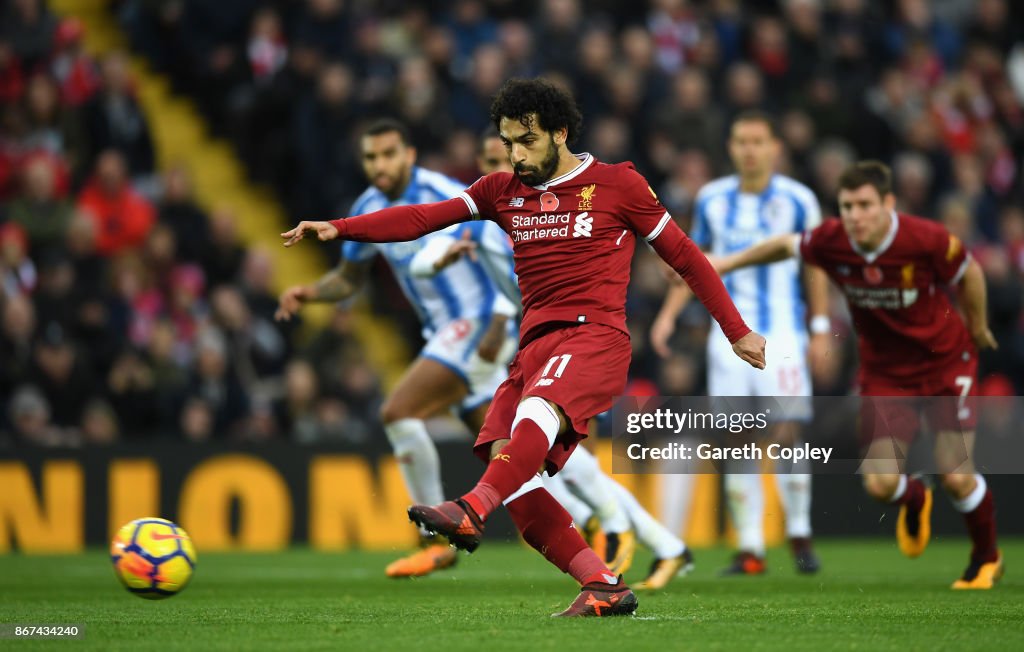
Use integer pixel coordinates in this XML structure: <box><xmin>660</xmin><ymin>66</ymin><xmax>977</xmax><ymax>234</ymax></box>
<box><xmin>604</xmin><ymin>530</ymin><xmax>636</xmax><ymax>576</ymax></box>
<box><xmin>896</xmin><ymin>486</ymin><xmax>933</xmax><ymax>559</ymax></box>
<box><xmin>952</xmin><ymin>553</ymin><xmax>1004</xmax><ymax>590</ymax></box>
<box><xmin>385</xmin><ymin>535</ymin><xmax>458</xmax><ymax>578</ymax></box>
<box><xmin>634</xmin><ymin>549</ymin><xmax>694</xmax><ymax>591</ymax></box>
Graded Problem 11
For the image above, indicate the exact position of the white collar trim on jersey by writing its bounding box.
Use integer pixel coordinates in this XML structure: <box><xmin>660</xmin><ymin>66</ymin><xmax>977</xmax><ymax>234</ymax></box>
<box><xmin>850</xmin><ymin>210</ymin><xmax>899</xmax><ymax>264</ymax></box>
<box><xmin>532</xmin><ymin>153</ymin><xmax>593</xmax><ymax>190</ymax></box>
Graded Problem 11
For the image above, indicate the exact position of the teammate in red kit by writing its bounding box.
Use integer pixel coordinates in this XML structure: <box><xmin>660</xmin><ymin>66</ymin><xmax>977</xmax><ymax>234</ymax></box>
<box><xmin>281</xmin><ymin>78</ymin><xmax>766</xmax><ymax>616</ymax></box>
<box><xmin>712</xmin><ymin>161</ymin><xmax>1002</xmax><ymax>589</ymax></box>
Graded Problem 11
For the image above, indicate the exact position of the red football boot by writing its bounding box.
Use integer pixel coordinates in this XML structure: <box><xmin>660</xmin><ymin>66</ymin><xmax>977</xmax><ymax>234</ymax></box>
<box><xmin>408</xmin><ymin>499</ymin><xmax>485</xmax><ymax>553</ymax></box>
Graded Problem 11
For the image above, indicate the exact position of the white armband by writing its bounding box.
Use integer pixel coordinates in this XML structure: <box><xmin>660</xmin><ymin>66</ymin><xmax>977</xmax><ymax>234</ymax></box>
<box><xmin>409</xmin><ymin>235</ymin><xmax>457</xmax><ymax>277</ymax></box>
<box><xmin>491</xmin><ymin>293</ymin><xmax>519</xmax><ymax>319</ymax></box>
<box><xmin>809</xmin><ymin>315</ymin><xmax>831</xmax><ymax>335</ymax></box>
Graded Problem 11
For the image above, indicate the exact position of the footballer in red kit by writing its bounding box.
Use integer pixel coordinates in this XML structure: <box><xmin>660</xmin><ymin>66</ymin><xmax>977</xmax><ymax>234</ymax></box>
<box><xmin>714</xmin><ymin>161</ymin><xmax>1002</xmax><ymax>590</ymax></box>
<box><xmin>281</xmin><ymin>78</ymin><xmax>766</xmax><ymax>616</ymax></box>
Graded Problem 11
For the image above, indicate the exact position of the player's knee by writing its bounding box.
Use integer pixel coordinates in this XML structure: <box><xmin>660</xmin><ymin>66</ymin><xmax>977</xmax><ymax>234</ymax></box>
<box><xmin>939</xmin><ymin>473</ymin><xmax>974</xmax><ymax>498</ymax></box>
<box><xmin>379</xmin><ymin>399</ymin><xmax>409</xmax><ymax>425</ymax></box>
<box><xmin>863</xmin><ymin>473</ymin><xmax>899</xmax><ymax>501</ymax></box>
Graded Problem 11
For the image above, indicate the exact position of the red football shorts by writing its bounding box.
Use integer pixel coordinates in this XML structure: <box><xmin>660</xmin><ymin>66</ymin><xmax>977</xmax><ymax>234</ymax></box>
<box><xmin>474</xmin><ymin>323</ymin><xmax>631</xmax><ymax>474</ymax></box>
<box><xmin>858</xmin><ymin>352</ymin><xmax>978</xmax><ymax>451</ymax></box>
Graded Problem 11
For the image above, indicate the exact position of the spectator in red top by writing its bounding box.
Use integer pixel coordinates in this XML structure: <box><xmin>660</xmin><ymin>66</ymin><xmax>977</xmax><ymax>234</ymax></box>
<box><xmin>50</xmin><ymin>18</ymin><xmax>101</xmax><ymax>108</ymax></box>
<box><xmin>76</xmin><ymin>149</ymin><xmax>155</xmax><ymax>257</ymax></box>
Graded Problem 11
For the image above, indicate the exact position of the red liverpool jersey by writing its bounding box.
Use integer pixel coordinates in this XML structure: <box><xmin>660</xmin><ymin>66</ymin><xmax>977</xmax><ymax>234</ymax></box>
<box><xmin>799</xmin><ymin>212</ymin><xmax>974</xmax><ymax>383</ymax></box>
<box><xmin>463</xmin><ymin>154</ymin><xmax>741</xmax><ymax>344</ymax></box>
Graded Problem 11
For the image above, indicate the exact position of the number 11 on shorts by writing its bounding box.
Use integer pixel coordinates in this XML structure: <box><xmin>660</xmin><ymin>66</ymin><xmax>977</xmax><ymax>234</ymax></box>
<box><xmin>537</xmin><ymin>354</ymin><xmax>572</xmax><ymax>386</ymax></box>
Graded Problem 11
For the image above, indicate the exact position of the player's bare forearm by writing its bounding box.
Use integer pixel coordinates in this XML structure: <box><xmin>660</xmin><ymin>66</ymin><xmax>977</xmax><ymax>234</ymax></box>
<box><xmin>717</xmin><ymin>234</ymin><xmax>798</xmax><ymax>274</ymax></box>
<box><xmin>312</xmin><ymin>268</ymin><xmax>357</xmax><ymax>302</ymax></box>
<box><xmin>477</xmin><ymin>314</ymin><xmax>509</xmax><ymax>363</ymax></box>
<box><xmin>957</xmin><ymin>257</ymin><xmax>998</xmax><ymax>350</ymax></box>
<box><xmin>650</xmin><ymin>283</ymin><xmax>694</xmax><ymax>358</ymax></box>
<box><xmin>803</xmin><ymin>264</ymin><xmax>829</xmax><ymax>321</ymax></box>
<box><xmin>657</xmin><ymin>283</ymin><xmax>693</xmax><ymax>324</ymax></box>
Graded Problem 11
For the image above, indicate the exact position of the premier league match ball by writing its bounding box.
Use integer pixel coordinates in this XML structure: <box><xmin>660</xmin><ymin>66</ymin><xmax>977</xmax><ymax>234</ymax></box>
<box><xmin>110</xmin><ymin>518</ymin><xmax>197</xmax><ymax>599</ymax></box>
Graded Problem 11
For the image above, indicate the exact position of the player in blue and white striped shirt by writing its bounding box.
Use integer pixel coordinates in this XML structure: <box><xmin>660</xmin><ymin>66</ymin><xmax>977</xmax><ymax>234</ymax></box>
<box><xmin>276</xmin><ymin>120</ymin><xmax>518</xmax><ymax>578</ymax></box>
<box><xmin>650</xmin><ymin>112</ymin><xmax>830</xmax><ymax>576</ymax></box>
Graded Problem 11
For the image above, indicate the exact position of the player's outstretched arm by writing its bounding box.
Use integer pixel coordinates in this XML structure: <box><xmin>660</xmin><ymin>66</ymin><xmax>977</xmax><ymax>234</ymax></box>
<box><xmin>957</xmin><ymin>257</ymin><xmax>998</xmax><ymax>351</ymax></box>
<box><xmin>650</xmin><ymin>283</ymin><xmax>693</xmax><ymax>359</ymax></box>
<box><xmin>283</xmin><ymin>198</ymin><xmax>471</xmax><ymax>248</ymax></box>
<box><xmin>712</xmin><ymin>234</ymin><xmax>800</xmax><ymax>275</ymax></box>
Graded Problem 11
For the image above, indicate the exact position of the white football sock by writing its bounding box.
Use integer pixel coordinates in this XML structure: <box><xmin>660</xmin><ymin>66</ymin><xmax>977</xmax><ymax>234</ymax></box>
<box><xmin>658</xmin><ymin>454</ymin><xmax>697</xmax><ymax>538</ymax></box>
<box><xmin>725</xmin><ymin>458</ymin><xmax>765</xmax><ymax>556</ymax></box>
<box><xmin>384</xmin><ymin>418</ymin><xmax>444</xmax><ymax>538</ymax></box>
<box><xmin>542</xmin><ymin>472</ymin><xmax>594</xmax><ymax>525</ymax></box>
<box><xmin>607</xmin><ymin>478</ymin><xmax>685</xmax><ymax>559</ymax></box>
<box><xmin>951</xmin><ymin>474</ymin><xmax>987</xmax><ymax>513</ymax></box>
<box><xmin>560</xmin><ymin>446</ymin><xmax>631</xmax><ymax>534</ymax></box>
<box><xmin>775</xmin><ymin>457</ymin><xmax>813</xmax><ymax>538</ymax></box>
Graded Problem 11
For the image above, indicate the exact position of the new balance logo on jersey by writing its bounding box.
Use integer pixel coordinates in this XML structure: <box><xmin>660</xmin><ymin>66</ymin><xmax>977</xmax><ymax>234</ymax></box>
<box><xmin>573</xmin><ymin>212</ymin><xmax>593</xmax><ymax>238</ymax></box>
<box><xmin>509</xmin><ymin>197</ymin><xmax>525</xmax><ymax>207</ymax></box>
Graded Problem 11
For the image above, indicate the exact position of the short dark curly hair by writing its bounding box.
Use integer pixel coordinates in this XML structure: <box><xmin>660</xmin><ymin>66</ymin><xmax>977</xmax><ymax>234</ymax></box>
<box><xmin>839</xmin><ymin>160</ymin><xmax>893</xmax><ymax>197</ymax></box>
<box><xmin>490</xmin><ymin>78</ymin><xmax>583</xmax><ymax>146</ymax></box>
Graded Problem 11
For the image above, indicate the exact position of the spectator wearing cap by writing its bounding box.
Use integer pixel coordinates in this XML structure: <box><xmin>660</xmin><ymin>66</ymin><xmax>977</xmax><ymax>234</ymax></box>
<box><xmin>76</xmin><ymin>149</ymin><xmax>155</xmax><ymax>257</ymax></box>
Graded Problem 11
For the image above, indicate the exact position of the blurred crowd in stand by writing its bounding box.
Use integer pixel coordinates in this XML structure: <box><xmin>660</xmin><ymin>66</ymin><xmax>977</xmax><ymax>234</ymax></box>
<box><xmin>2</xmin><ymin>0</ymin><xmax>1022</xmax><ymax>446</ymax></box>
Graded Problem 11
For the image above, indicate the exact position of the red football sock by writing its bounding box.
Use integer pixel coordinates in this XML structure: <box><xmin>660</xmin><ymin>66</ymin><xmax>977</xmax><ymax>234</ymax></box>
<box><xmin>461</xmin><ymin>418</ymin><xmax>550</xmax><ymax>520</ymax></box>
<box><xmin>506</xmin><ymin>486</ymin><xmax>611</xmax><ymax>585</ymax></box>
<box><xmin>963</xmin><ymin>489</ymin><xmax>999</xmax><ymax>563</ymax></box>
<box><xmin>895</xmin><ymin>475</ymin><xmax>925</xmax><ymax>510</ymax></box>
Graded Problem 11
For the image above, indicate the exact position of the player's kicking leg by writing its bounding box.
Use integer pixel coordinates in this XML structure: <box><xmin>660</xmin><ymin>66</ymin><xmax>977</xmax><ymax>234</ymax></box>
<box><xmin>410</xmin><ymin>325</ymin><xmax>639</xmax><ymax>616</ymax></box>
<box><xmin>379</xmin><ymin>357</ymin><xmax>470</xmax><ymax>578</ymax></box>
<box><xmin>408</xmin><ymin>398</ymin><xmax>637</xmax><ymax>616</ymax></box>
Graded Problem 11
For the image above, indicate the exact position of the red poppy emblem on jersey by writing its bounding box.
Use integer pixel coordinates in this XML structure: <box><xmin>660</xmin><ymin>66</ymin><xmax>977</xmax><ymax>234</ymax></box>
<box><xmin>539</xmin><ymin>192</ymin><xmax>559</xmax><ymax>212</ymax></box>
<box><xmin>863</xmin><ymin>265</ymin><xmax>884</xmax><ymax>284</ymax></box>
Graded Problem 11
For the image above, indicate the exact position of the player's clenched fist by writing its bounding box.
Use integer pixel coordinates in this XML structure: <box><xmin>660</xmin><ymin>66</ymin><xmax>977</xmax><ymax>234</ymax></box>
<box><xmin>281</xmin><ymin>221</ymin><xmax>339</xmax><ymax>247</ymax></box>
<box><xmin>732</xmin><ymin>331</ymin><xmax>767</xmax><ymax>370</ymax></box>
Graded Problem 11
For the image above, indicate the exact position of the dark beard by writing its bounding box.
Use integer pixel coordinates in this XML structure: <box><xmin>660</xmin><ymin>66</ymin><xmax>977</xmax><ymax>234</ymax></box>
<box><xmin>514</xmin><ymin>138</ymin><xmax>560</xmax><ymax>186</ymax></box>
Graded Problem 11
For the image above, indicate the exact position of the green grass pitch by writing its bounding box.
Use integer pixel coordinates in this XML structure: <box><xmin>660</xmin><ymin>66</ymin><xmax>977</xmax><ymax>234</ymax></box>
<box><xmin>1</xmin><ymin>540</ymin><xmax>1021</xmax><ymax>651</ymax></box>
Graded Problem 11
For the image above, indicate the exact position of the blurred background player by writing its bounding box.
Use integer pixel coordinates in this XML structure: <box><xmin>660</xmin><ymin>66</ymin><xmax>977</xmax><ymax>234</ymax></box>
<box><xmin>650</xmin><ymin>112</ymin><xmax>827</xmax><ymax>575</ymax></box>
<box><xmin>275</xmin><ymin>119</ymin><xmax>519</xmax><ymax>578</ymax></box>
<box><xmin>413</xmin><ymin>127</ymin><xmax>694</xmax><ymax>589</ymax></box>
<box><xmin>281</xmin><ymin>77</ymin><xmax>765</xmax><ymax>616</ymax></box>
<box><xmin>713</xmin><ymin>161</ymin><xmax>1002</xmax><ymax>589</ymax></box>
